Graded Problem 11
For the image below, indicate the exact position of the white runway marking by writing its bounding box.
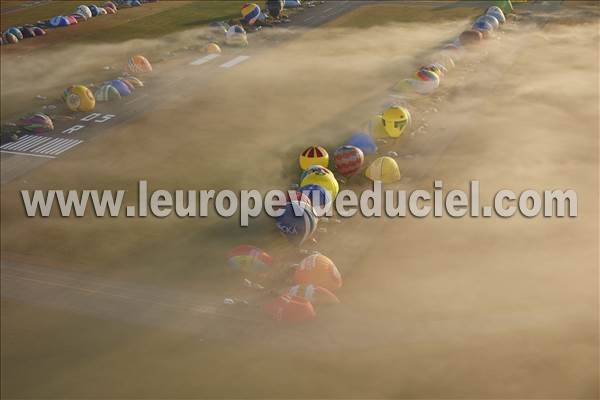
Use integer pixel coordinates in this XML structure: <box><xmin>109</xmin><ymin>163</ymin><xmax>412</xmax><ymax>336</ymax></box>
<box><xmin>219</xmin><ymin>55</ymin><xmax>250</xmax><ymax>68</ymax></box>
<box><xmin>189</xmin><ymin>53</ymin><xmax>221</xmax><ymax>66</ymax></box>
<box><xmin>322</xmin><ymin>7</ymin><xmax>333</xmax><ymax>13</ymax></box>
<box><xmin>0</xmin><ymin>135</ymin><xmax>51</xmax><ymax>152</ymax></box>
<box><xmin>303</xmin><ymin>15</ymin><xmax>315</xmax><ymax>22</ymax></box>
<box><xmin>0</xmin><ymin>150</ymin><xmax>56</xmax><ymax>159</ymax></box>
<box><xmin>0</xmin><ymin>135</ymin><xmax>82</xmax><ymax>157</ymax></box>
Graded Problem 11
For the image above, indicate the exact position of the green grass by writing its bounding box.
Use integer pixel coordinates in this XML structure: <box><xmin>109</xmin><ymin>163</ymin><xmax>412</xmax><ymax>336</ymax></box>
<box><xmin>1</xmin><ymin>1</ymin><xmax>84</xmax><ymax>30</ymax></box>
<box><xmin>75</xmin><ymin>1</ymin><xmax>247</xmax><ymax>43</ymax></box>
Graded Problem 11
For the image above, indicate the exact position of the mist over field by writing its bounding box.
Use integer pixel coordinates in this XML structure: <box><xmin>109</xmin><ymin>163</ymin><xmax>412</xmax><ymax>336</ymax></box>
<box><xmin>1</xmin><ymin>3</ymin><xmax>598</xmax><ymax>398</ymax></box>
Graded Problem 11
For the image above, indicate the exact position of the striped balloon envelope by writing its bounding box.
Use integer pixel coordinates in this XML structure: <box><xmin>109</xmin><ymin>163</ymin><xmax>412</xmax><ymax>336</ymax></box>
<box><xmin>300</xmin><ymin>164</ymin><xmax>334</xmax><ymax>183</ymax></box>
<box><xmin>17</xmin><ymin>113</ymin><xmax>54</xmax><ymax>134</ymax></box>
<box><xmin>94</xmin><ymin>84</ymin><xmax>121</xmax><ymax>102</ymax></box>
<box><xmin>241</xmin><ymin>3</ymin><xmax>261</xmax><ymax>25</ymax></box>
<box><xmin>333</xmin><ymin>145</ymin><xmax>364</xmax><ymax>178</ymax></box>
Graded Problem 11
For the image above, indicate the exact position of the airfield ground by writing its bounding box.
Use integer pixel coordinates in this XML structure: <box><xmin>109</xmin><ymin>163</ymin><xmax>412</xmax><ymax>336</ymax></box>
<box><xmin>1</xmin><ymin>1</ymin><xmax>598</xmax><ymax>398</ymax></box>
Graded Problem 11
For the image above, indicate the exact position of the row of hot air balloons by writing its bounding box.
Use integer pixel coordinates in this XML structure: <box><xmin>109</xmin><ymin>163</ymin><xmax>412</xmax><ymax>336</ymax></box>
<box><xmin>227</xmin><ymin>3</ymin><xmax>515</xmax><ymax>324</ymax></box>
<box><xmin>1</xmin><ymin>3</ymin><xmax>120</xmax><ymax>46</ymax></box>
<box><xmin>60</xmin><ymin>55</ymin><xmax>152</xmax><ymax>112</ymax></box>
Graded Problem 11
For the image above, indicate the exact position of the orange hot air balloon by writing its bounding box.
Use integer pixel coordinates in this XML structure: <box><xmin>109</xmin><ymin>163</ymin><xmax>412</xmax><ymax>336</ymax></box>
<box><xmin>294</xmin><ymin>253</ymin><xmax>342</xmax><ymax>292</ymax></box>
<box><xmin>264</xmin><ymin>295</ymin><xmax>316</xmax><ymax>323</ymax></box>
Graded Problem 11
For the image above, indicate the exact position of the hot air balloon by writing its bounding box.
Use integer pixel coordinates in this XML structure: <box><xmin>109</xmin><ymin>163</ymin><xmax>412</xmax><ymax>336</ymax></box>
<box><xmin>123</xmin><ymin>76</ymin><xmax>144</xmax><ymax>88</ymax></box>
<box><xmin>104</xmin><ymin>1</ymin><xmax>117</xmax><ymax>10</ymax></box>
<box><xmin>2</xmin><ymin>32</ymin><xmax>18</xmax><ymax>44</ymax></box>
<box><xmin>297</xmin><ymin>184</ymin><xmax>332</xmax><ymax>211</ymax></box>
<box><xmin>205</xmin><ymin>42</ymin><xmax>221</xmax><ymax>53</ymax></box>
<box><xmin>287</xmin><ymin>284</ymin><xmax>340</xmax><ymax>305</ymax></box>
<box><xmin>63</xmin><ymin>85</ymin><xmax>95</xmax><ymax>112</ymax></box>
<box><xmin>227</xmin><ymin>244</ymin><xmax>273</xmax><ymax>274</ymax></box>
<box><xmin>7</xmin><ymin>27</ymin><xmax>24</xmax><ymax>40</ymax></box>
<box><xmin>88</xmin><ymin>4</ymin><xmax>100</xmax><ymax>16</ymax></box>
<box><xmin>276</xmin><ymin>200</ymin><xmax>318</xmax><ymax>246</ymax></box>
<box><xmin>266</xmin><ymin>0</ymin><xmax>284</xmax><ymax>18</ymax></box>
<box><xmin>19</xmin><ymin>27</ymin><xmax>36</xmax><ymax>38</ymax></box>
<box><xmin>475</xmin><ymin>14</ymin><xmax>499</xmax><ymax>30</ymax></box>
<box><xmin>300</xmin><ymin>165</ymin><xmax>334</xmax><ymax>183</ymax></box>
<box><xmin>225</xmin><ymin>25</ymin><xmax>248</xmax><ymax>47</ymax></box>
<box><xmin>95</xmin><ymin>84</ymin><xmax>121</xmax><ymax>102</ymax></box>
<box><xmin>300</xmin><ymin>167</ymin><xmax>339</xmax><ymax>199</ymax></box>
<box><xmin>346</xmin><ymin>132</ymin><xmax>377</xmax><ymax>154</ymax></box>
<box><xmin>49</xmin><ymin>16</ymin><xmax>70</xmax><ymax>27</ymax></box>
<box><xmin>459</xmin><ymin>30</ymin><xmax>483</xmax><ymax>46</ymax></box>
<box><xmin>381</xmin><ymin>105</ymin><xmax>411</xmax><ymax>138</ymax></box>
<box><xmin>486</xmin><ymin>6</ymin><xmax>506</xmax><ymax>24</ymax></box>
<box><xmin>110</xmin><ymin>79</ymin><xmax>132</xmax><ymax>96</ymax></box>
<box><xmin>32</xmin><ymin>27</ymin><xmax>46</xmax><ymax>36</ymax></box>
<box><xmin>76</xmin><ymin>4</ymin><xmax>92</xmax><ymax>18</ymax></box>
<box><xmin>299</xmin><ymin>145</ymin><xmax>329</xmax><ymax>170</ymax></box>
<box><xmin>241</xmin><ymin>3</ymin><xmax>261</xmax><ymax>26</ymax></box>
<box><xmin>365</xmin><ymin>156</ymin><xmax>401</xmax><ymax>184</ymax></box>
<box><xmin>127</xmin><ymin>55</ymin><xmax>153</xmax><ymax>73</ymax></box>
<box><xmin>294</xmin><ymin>253</ymin><xmax>342</xmax><ymax>292</ymax></box>
<box><xmin>264</xmin><ymin>295</ymin><xmax>316</xmax><ymax>323</ymax></box>
<box><xmin>17</xmin><ymin>113</ymin><xmax>54</xmax><ymax>134</ymax></box>
<box><xmin>333</xmin><ymin>145</ymin><xmax>364</xmax><ymax>178</ymax></box>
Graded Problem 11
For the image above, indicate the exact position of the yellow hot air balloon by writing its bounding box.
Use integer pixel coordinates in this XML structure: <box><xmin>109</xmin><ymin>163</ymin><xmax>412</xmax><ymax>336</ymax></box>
<box><xmin>301</xmin><ymin>168</ymin><xmax>339</xmax><ymax>199</ymax></box>
<box><xmin>299</xmin><ymin>145</ymin><xmax>329</xmax><ymax>170</ymax></box>
<box><xmin>381</xmin><ymin>105</ymin><xmax>411</xmax><ymax>138</ymax></box>
<box><xmin>368</xmin><ymin>115</ymin><xmax>388</xmax><ymax>139</ymax></box>
<box><xmin>63</xmin><ymin>85</ymin><xmax>95</xmax><ymax>112</ymax></box>
<box><xmin>365</xmin><ymin>156</ymin><xmax>401</xmax><ymax>183</ymax></box>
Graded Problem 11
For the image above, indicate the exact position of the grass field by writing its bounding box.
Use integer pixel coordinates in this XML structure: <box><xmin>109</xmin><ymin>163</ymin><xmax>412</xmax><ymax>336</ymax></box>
<box><xmin>1</xmin><ymin>1</ymin><xmax>245</xmax><ymax>39</ymax></box>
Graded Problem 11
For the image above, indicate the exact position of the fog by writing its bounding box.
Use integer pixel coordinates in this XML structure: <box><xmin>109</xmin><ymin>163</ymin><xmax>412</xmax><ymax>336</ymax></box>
<box><xmin>1</xmin><ymin>4</ymin><xmax>598</xmax><ymax>398</ymax></box>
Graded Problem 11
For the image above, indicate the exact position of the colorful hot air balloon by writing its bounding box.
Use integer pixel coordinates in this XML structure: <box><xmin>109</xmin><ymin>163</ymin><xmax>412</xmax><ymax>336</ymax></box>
<box><xmin>300</xmin><ymin>167</ymin><xmax>339</xmax><ymax>199</ymax></box>
<box><xmin>63</xmin><ymin>85</ymin><xmax>95</xmax><ymax>112</ymax></box>
<box><xmin>299</xmin><ymin>145</ymin><xmax>329</xmax><ymax>170</ymax></box>
<box><xmin>333</xmin><ymin>145</ymin><xmax>364</xmax><ymax>178</ymax></box>
<box><xmin>241</xmin><ymin>3</ymin><xmax>261</xmax><ymax>26</ymax></box>
<box><xmin>287</xmin><ymin>284</ymin><xmax>340</xmax><ymax>305</ymax></box>
<box><xmin>276</xmin><ymin>200</ymin><xmax>318</xmax><ymax>246</ymax></box>
<box><xmin>421</xmin><ymin>63</ymin><xmax>447</xmax><ymax>78</ymax></box>
<box><xmin>294</xmin><ymin>253</ymin><xmax>342</xmax><ymax>292</ymax></box>
<box><xmin>365</xmin><ymin>156</ymin><xmax>401</xmax><ymax>184</ymax></box>
<box><xmin>227</xmin><ymin>244</ymin><xmax>273</xmax><ymax>274</ymax></box>
<box><xmin>264</xmin><ymin>295</ymin><xmax>316</xmax><ymax>323</ymax></box>
<box><xmin>127</xmin><ymin>55</ymin><xmax>152</xmax><ymax>73</ymax></box>
<box><xmin>472</xmin><ymin>20</ymin><xmax>494</xmax><ymax>36</ymax></box>
<box><xmin>346</xmin><ymin>132</ymin><xmax>377</xmax><ymax>154</ymax></box>
<box><xmin>104</xmin><ymin>1</ymin><xmax>117</xmax><ymax>10</ymax></box>
<box><xmin>66</xmin><ymin>15</ymin><xmax>78</xmax><ymax>25</ymax></box>
<box><xmin>7</xmin><ymin>27</ymin><xmax>24</xmax><ymax>40</ymax></box>
<box><xmin>110</xmin><ymin>79</ymin><xmax>132</xmax><ymax>96</ymax></box>
<box><xmin>297</xmin><ymin>184</ymin><xmax>332</xmax><ymax>210</ymax></box>
<box><xmin>17</xmin><ymin>113</ymin><xmax>54</xmax><ymax>134</ymax></box>
<box><xmin>300</xmin><ymin>165</ymin><xmax>334</xmax><ymax>183</ymax></box>
<box><xmin>19</xmin><ymin>27</ymin><xmax>36</xmax><ymax>38</ymax></box>
<box><xmin>105</xmin><ymin>6</ymin><xmax>117</xmax><ymax>14</ymax></box>
<box><xmin>2</xmin><ymin>32</ymin><xmax>18</xmax><ymax>44</ymax></box>
<box><xmin>95</xmin><ymin>84</ymin><xmax>121</xmax><ymax>102</ymax></box>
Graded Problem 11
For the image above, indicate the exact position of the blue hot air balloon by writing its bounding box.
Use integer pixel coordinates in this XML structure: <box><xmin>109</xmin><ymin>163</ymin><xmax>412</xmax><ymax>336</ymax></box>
<box><xmin>275</xmin><ymin>201</ymin><xmax>318</xmax><ymax>246</ymax></box>
<box><xmin>346</xmin><ymin>132</ymin><xmax>377</xmax><ymax>154</ymax></box>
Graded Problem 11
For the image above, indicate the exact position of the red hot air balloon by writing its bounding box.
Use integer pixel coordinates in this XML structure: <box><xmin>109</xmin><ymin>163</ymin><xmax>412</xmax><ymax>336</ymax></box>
<box><xmin>264</xmin><ymin>295</ymin><xmax>316</xmax><ymax>323</ymax></box>
<box><xmin>333</xmin><ymin>145</ymin><xmax>364</xmax><ymax>178</ymax></box>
